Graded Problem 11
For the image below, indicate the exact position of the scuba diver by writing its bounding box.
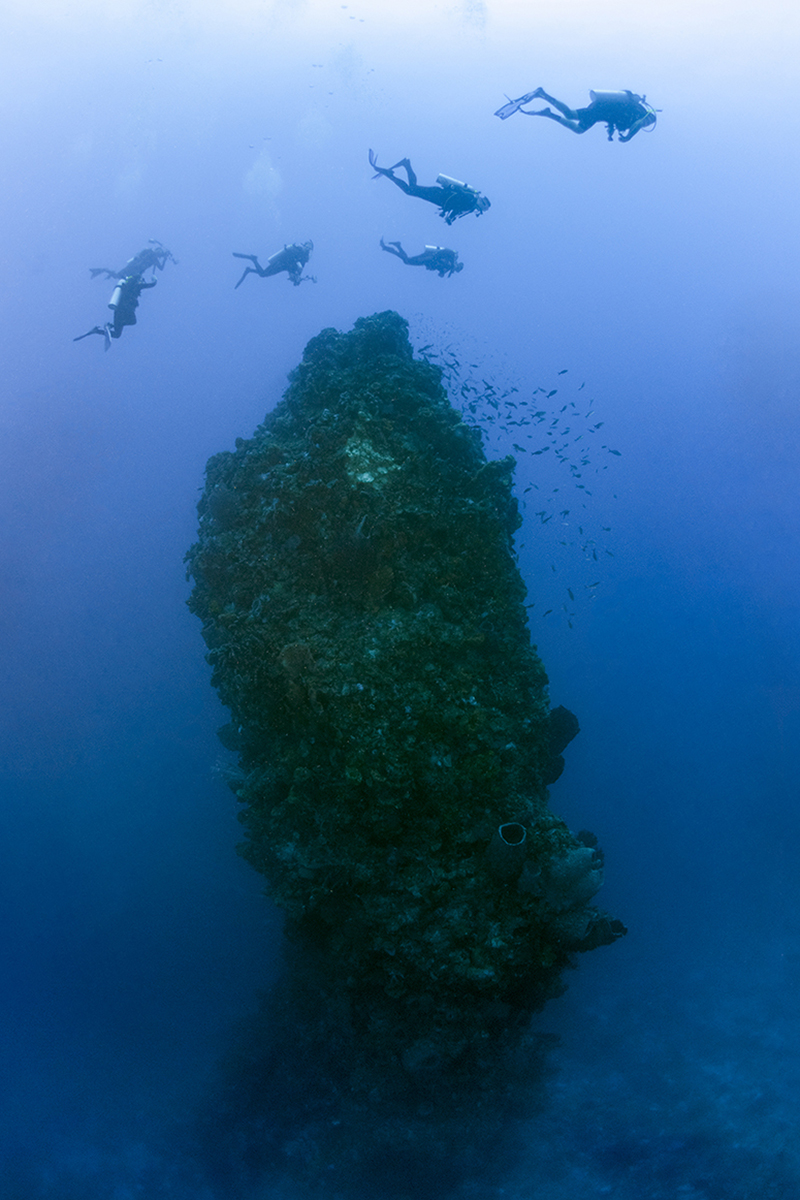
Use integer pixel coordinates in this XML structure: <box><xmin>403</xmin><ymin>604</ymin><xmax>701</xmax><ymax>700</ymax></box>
<box><xmin>368</xmin><ymin>150</ymin><xmax>490</xmax><ymax>224</ymax></box>
<box><xmin>89</xmin><ymin>239</ymin><xmax>177</xmax><ymax>281</ymax></box>
<box><xmin>73</xmin><ymin>274</ymin><xmax>157</xmax><ymax>351</ymax></box>
<box><xmin>379</xmin><ymin>238</ymin><xmax>463</xmax><ymax>277</ymax></box>
<box><xmin>495</xmin><ymin>87</ymin><xmax>657</xmax><ymax>142</ymax></box>
<box><xmin>233</xmin><ymin>242</ymin><xmax>315</xmax><ymax>288</ymax></box>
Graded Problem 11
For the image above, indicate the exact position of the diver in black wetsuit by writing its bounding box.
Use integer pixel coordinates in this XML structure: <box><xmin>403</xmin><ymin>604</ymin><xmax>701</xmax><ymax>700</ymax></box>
<box><xmin>495</xmin><ymin>87</ymin><xmax>657</xmax><ymax>142</ymax></box>
<box><xmin>73</xmin><ymin>274</ymin><xmax>158</xmax><ymax>350</ymax></box>
<box><xmin>379</xmin><ymin>238</ymin><xmax>464</xmax><ymax>277</ymax></box>
<box><xmin>233</xmin><ymin>242</ymin><xmax>315</xmax><ymax>288</ymax></box>
<box><xmin>89</xmin><ymin>240</ymin><xmax>177</xmax><ymax>280</ymax></box>
<box><xmin>369</xmin><ymin>150</ymin><xmax>490</xmax><ymax>224</ymax></box>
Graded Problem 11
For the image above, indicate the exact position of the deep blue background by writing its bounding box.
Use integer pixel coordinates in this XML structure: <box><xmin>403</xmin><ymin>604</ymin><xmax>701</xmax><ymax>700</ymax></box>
<box><xmin>2</xmin><ymin>1</ymin><xmax>799</xmax><ymax>1195</ymax></box>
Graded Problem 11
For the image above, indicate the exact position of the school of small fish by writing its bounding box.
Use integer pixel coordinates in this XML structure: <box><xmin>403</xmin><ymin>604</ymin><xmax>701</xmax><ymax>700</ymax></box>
<box><xmin>416</xmin><ymin>336</ymin><xmax>620</xmax><ymax>629</ymax></box>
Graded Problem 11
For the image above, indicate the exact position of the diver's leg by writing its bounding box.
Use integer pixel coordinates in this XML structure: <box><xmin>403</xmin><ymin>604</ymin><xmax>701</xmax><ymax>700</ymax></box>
<box><xmin>73</xmin><ymin>325</ymin><xmax>106</xmax><ymax>342</ymax></box>
<box><xmin>380</xmin><ymin>239</ymin><xmax>409</xmax><ymax>262</ymax></box>
<box><xmin>369</xmin><ymin>150</ymin><xmax>407</xmax><ymax>188</ymax></box>
<box><xmin>393</xmin><ymin>158</ymin><xmax>418</xmax><ymax>189</ymax></box>
<box><xmin>233</xmin><ymin>254</ymin><xmax>265</xmax><ymax>288</ymax></box>
<box><xmin>519</xmin><ymin>107</ymin><xmax>584</xmax><ymax>132</ymax></box>
<box><xmin>531</xmin><ymin>91</ymin><xmax>580</xmax><ymax>120</ymax></box>
<box><xmin>384</xmin><ymin>171</ymin><xmax>413</xmax><ymax>196</ymax></box>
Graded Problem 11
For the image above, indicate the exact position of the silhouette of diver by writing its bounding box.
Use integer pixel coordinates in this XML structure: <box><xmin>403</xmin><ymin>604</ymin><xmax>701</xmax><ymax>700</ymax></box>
<box><xmin>369</xmin><ymin>150</ymin><xmax>490</xmax><ymax>224</ymax></box>
<box><xmin>495</xmin><ymin>87</ymin><xmax>657</xmax><ymax>142</ymax></box>
<box><xmin>89</xmin><ymin>239</ymin><xmax>177</xmax><ymax>281</ymax></box>
<box><xmin>233</xmin><ymin>242</ymin><xmax>315</xmax><ymax>288</ymax></box>
<box><xmin>73</xmin><ymin>274</ymin><xmax>157</xmax><ymax>351</ymax></box>
<box><xmin>379</xmin><ymin>238</ymin><xmax>464</xmax><ymax>277</ymax></box>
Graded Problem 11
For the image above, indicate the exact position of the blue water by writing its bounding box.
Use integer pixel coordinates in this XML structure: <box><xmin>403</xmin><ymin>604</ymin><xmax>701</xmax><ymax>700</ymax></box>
<box><xmin>2</xmin><ymin>2</ymin><xmax>799</xmax><ymax>1196</ymax></box>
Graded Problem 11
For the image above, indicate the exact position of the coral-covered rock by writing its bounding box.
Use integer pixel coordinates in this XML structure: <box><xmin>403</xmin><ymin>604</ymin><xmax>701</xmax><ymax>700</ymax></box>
<box><xmin>186</xmin><ymin>311</ymin><xmax>624</xmax><ymax>1086</ymax></box>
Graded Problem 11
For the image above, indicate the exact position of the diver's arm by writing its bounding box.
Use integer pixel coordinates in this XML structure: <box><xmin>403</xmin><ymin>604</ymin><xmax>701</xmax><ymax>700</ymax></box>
<box><xmin>617</xmin><ymin>112</ymin><xmax>652</xmax><ymax>141</ymax></box>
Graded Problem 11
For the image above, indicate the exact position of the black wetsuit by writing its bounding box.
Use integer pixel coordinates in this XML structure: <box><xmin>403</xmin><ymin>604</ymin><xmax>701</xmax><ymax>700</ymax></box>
<box><xmin>233</xmin><ymin>243</ymin><xmax>314</xmax><ymax>288</ymax></box>
<box><xmin>108</xmin><ymin>275</ymin><xmax>156</xmax><ymax>336</ymax></box>
<box><xmin>369</xmin><ymin>152</ymin><xmax>490</xmax><ymax>224</ymax></box>
<box><xmin>380</xmin><ymin>239</ymin><xmax>463</xmax><ymax>277</ymax></box>
<box><xmin>90</xmin><ymin>243</ymin><xmax>176</xmax><ymax>281</ymax></box>
<box><xmin>73</xmin><ymin>273</ymin><xmax>156</xmax><ymax>348</ymax></box>
<box><xmin>575</xmin><ymin>95</ymin><xmax>653</xmax><ymax>140</ymax></box>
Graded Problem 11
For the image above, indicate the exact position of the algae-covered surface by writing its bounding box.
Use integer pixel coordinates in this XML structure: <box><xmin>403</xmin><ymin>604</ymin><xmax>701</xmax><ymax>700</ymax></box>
<box><xmin>186</xmin><ymin>311</ymin><xmax>623</xmax><ymax>1098</ymax></box>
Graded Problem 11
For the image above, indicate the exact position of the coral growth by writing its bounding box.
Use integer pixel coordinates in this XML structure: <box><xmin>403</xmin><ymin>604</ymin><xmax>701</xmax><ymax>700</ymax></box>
<box><xmin>186</xmin><ymin>311</ymin><xmax>624</xmax><ymax>1100</ymax></box>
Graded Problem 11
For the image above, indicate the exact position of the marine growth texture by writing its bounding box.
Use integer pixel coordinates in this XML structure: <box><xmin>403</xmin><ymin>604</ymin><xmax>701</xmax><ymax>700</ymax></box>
<box><xmin>187</xmin><ymin>312</ymin><xmax>622</xmax><ymax>1076</ymax></box>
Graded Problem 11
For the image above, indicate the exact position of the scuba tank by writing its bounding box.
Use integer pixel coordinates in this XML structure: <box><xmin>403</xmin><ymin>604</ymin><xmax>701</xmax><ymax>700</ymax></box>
<box><xmin>267</xmin><ymin>243</ymin><xmax>312</xmax><ymax>266</ymax></box>
<box><xmin>424</xmin><ymin>245</ymin><xmax>444</xmax><ymax>252</ymax></box>
<box><xmin>589</xmin><ymin>90</ymin><xmax>637</xmax><ymax>107</ymax></box>
<box><xmin>108</xmin><ymin>280</ymin><xmax>126</xmax><ymax>309</ymax></box>
<box><xmin>436</xmin><ymin>173</ymin><xmax>478</xmax><ymax>196</ymax></box>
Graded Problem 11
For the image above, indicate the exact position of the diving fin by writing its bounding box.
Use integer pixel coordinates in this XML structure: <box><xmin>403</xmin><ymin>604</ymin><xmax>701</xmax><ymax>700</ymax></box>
<box><xmin>494</xmin><ymin>90</ymin><xmax>542</xmax><ymax>119</ymax></box>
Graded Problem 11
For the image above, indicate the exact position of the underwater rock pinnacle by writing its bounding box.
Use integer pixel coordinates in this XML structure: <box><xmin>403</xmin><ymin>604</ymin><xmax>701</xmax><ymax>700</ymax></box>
<box><xmin>186</xmin><ymin>311</ymin><xmax>624</xmax><ymax>1088</ymax></box>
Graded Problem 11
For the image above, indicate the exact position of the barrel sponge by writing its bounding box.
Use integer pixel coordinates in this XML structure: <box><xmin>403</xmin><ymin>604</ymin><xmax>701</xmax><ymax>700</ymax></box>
<box><xmin>541</xmin><ymin>846</ymin><xmax>605</xmax><ymax>911</ymax></box>
<box><xmin>186</xmin><ymin>312</ymin><xmax>623</xmax><ymax>1067</ymax></box>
